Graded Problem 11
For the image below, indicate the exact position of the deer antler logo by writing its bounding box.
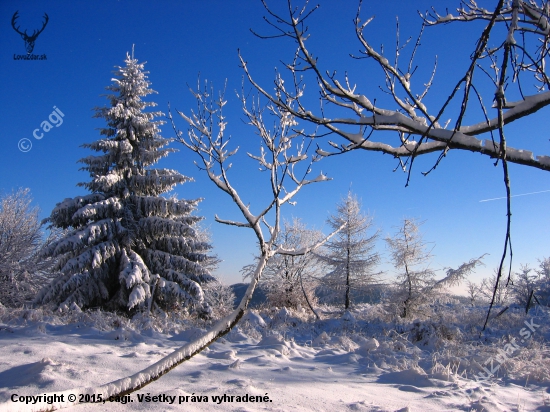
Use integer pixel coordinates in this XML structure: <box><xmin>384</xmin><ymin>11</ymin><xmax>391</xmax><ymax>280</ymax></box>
<box><xmin>11</xmin><ymin>11</ymin><xmax>49</xmax><ymax>55</ymax></box>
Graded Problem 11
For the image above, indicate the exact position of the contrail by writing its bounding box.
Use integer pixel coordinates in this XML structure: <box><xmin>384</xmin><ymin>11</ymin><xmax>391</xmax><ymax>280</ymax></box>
<box><xmin>479</xmin><ymin>189</ymin><xmax>550</xmax><ymax>202</ymax></box>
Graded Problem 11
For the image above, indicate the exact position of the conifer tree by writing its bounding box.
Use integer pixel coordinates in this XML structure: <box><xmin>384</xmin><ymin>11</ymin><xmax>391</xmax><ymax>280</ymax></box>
<box><xmin>317</xmin><ymin>192</ymin><xmax>380</xmax><ymax>310</ymax></box>
<box><xmin>36</xmin><ymin>52</ymin><xmax>215</xmax><ymax>315</ymax></box>
<box><xmin>386</xmin><ymin>218</ymin><xmax>435</xmax><ymax>318</ymax></box>
<box><xmin>386</xmin><ymin>218</ymin><xmax>484</xmax><ymax>318</ymax></box>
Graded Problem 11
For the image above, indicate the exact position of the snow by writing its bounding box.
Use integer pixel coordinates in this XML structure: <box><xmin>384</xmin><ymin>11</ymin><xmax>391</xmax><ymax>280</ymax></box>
<box><xmin>311</xmin><ymin>171</ymin><xmax>330</xmax><ymax>183</ymax></box>
<box><xmin>315</xmin><ymin>148</ymin><xmax>331</xmax><ymax>157</ymax></box>
<box><xmin>0</xmin><ymin>304</ymin><xmax>548</xmax><ymax>412</ymax></box>
<box><xmin>506</xmin><ymin>148</ymin><xmax>534</xmax><ymax>162</ymax></box>
<box><xmin>537</xmin><ymin>155</ymin><xmax>550</xmax><ymax>167</ymax></box>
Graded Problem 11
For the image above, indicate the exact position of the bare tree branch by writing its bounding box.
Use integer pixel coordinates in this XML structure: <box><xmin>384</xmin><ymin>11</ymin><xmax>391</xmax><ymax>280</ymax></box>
<box><xmin>239</xmin><ymin>0</ymin><xmax>550</xmax><ymax>172</ymax></box>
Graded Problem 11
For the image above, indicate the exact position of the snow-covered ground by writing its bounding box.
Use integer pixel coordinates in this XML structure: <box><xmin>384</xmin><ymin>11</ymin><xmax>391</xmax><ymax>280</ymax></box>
<box><xmin>0</xmin><ymin>304</ymin><xmax>549</xmax><ymax>412</ymax></box>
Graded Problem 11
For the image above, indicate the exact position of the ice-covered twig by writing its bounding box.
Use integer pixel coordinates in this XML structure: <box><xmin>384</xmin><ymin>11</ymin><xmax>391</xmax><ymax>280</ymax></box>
<box><xmin>242</xmin><ymin>0</ymin><xmax>550</xmax><ymax>173</ymax></box>
<box><xmin>275</xmin><ymin>220</ymin><xmax>346</xmax><ymax>256</ymax></box>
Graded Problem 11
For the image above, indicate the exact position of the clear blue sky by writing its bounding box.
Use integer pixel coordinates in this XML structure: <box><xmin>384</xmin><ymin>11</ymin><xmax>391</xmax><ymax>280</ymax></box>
<box><xmin>1</xmin><ymin>1</ymin><xmax>549</xmax><ymax>287</ymax></box>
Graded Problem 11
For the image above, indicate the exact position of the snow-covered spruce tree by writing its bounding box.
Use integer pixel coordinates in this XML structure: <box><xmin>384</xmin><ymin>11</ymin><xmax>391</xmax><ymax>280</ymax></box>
<box><xmin>36</xmin><ymin>53</ymin><xmax>215</xmax><ymax>315</ymax></box>
<box><xmin>316</xmin><ymin>191</ymin><xmax>380</xmax><ymax>310</ymax></box>
<box><xmin>386</xmin><ymin>218</ymin><xmax>484</xmax><ymax>318</ymax></box>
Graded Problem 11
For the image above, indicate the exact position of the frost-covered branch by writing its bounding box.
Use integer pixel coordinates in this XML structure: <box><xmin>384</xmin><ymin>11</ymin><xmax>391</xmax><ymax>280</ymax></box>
<box><xmin>240</xmin><ymin>0</ymin><xmax>550</xmax><ymax>173</ymax></box>
<box><xmin>433</xmin><ymin>255</ymin><xmax>487</xmax><ymax>290</ymax></box>
<box><xmin>274</xmin><ymin>219</ymin><xmax>345</xmax><ymax>257</ymax></box>
<box><xmin>171</xmin><ymin>77</ymin><xmax>331</xmax><ymax>245</ymax></box>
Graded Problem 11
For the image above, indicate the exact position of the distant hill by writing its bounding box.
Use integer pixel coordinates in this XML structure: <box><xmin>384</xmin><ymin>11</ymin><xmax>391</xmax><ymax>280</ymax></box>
<box><xmin>230</xmin><ymin>283</ymin><xmax>268</xmax><ymax>309</ymax></box>
<box><xmin>230</xmin><ymin>283</ymin><xmax>384</xmax><ymax>309</ymax></box>
<box><xmin>315</xmin><ymin>284</ymin><xmax>385</xmax><ymax>305</ymax></box>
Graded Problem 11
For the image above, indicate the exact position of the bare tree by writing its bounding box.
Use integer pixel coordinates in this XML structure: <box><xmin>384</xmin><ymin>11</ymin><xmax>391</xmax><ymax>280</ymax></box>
<box><xmin>240</xmin><ymin>0</ymin><xmax>550</xmax><ymax>329</ymax></box>
<box><xmin>244</xmin><ymin>218</ymin><xmax>323</xmax><ymax>313</ymax></box>
<box><xmin>316</xmin><ymin>191</ymin><xmax>380</xmax><ymax>310</ymax></box>
<box><xmin>0</xmin><ymin>188</ymin><xmax>57</xmax><ymax>307</ymax></box>
<box><xmin>479</xmin><ymin>268</ymin><xmax>514</xmax><ymax>305</ymax></box>
<box><xmin>466</xmin><ymin>280</ymin><xmax>481</xmax><ymax>307</ymax></box>
<box><xmin>386</xmin><ymin>218</ymin><xmax>484</xmax><ymax>318</ymax></box>
<box><xmin>173</xmin><ymin>78</ymin><xmax>344</xmax><ymax>313</ymax></box>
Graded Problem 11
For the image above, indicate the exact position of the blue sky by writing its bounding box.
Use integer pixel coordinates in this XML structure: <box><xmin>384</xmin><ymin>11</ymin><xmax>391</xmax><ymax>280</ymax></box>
<box><xmin>1</xmin><ymin>1</ymin><xmax>549</xmax><ymax>288</ymax></box>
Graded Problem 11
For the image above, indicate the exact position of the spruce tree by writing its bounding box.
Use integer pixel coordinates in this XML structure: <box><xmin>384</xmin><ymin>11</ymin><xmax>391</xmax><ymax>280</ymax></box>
<box><xmin>36</xmin><ymin>52</ymin><xmax>215</xmax><ymax>315</ymax></box>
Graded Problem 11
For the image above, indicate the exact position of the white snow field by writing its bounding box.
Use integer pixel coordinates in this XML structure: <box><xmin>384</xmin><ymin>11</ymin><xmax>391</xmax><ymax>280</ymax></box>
<box><xmin>0</xmin><ymin>305</ymin><xmax>548</xmax><ymax>412</ymax></box>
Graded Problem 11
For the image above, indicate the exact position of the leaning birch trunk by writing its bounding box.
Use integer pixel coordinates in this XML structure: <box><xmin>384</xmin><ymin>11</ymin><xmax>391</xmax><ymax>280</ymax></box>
<box><xmin>2</xmin><ymin>255</ymin><xmax>269</xmax><ymax>412</ymax></box>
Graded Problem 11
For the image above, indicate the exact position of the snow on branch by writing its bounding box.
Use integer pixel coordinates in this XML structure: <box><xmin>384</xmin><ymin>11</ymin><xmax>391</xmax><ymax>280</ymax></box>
<box><xmin>433</xmin><ymin>255</ymin><xmax>487</xmax><ymax>290</ymax></box>
<box><xmin>275</xmin><ymin>221</ymin><xmax>346</xmax><ymax>257</ymax></box>
<box><xmin>170</xmin><ymin>76</ymin><xmax>330</xmax><ymax>236</ymax></box>
<box><xmin>240</xmin><ymin>0</ymin><xmax>550</xmax><ymax>174</ymax></box>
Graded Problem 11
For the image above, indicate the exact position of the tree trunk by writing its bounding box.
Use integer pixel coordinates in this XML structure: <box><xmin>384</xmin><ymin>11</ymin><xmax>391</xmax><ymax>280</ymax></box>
<box><xmin>345</xmin><ymin>234</ymin><xmax>351</xmax><ymax>310</ymax></box>
<box><xmin>299</xmin><ymin>269</ymin><xmax>320</xmax><ymax>320</ymax></box>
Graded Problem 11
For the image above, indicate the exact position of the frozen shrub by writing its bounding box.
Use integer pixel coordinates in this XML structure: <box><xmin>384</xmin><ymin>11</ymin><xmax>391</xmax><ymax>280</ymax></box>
<box><xmin>199</xmin><ymin>280</ymin><xmax>236</xmax><ymax>320</ymax></box>
<box><xmin>243</xmin><ymin>219</ymin><xmax>322</xmax><ymax>312</ymax></box>
<box><xmin>0</xmin><ymin>188</ymin><xmax>58</xmax><ymax>307</ymax></box>
<box><xmin>479</xmin><ymin>269</ymin><xmax>514</xmax><ymax>305</ymax></box>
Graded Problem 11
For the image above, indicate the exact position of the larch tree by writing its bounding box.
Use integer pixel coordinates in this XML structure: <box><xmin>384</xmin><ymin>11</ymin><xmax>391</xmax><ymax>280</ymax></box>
<box><xmin>386</xmin><ymin>218</ymin><xmax>436</xmax><ymax>318</ymax></box>
<box><xmin>386</xmin><ymin>218</ymin><xmax>484</xmax><ymax>318</ymax></box>
<box><xmin>35</xmin><ymin>52</ymin><xmax>215</xmax><ymax>316</ymax></box>
<box><xmin>316</xmin><ymin>191</ymin><xmax>380</xmax><ymax>310</ymax></box>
